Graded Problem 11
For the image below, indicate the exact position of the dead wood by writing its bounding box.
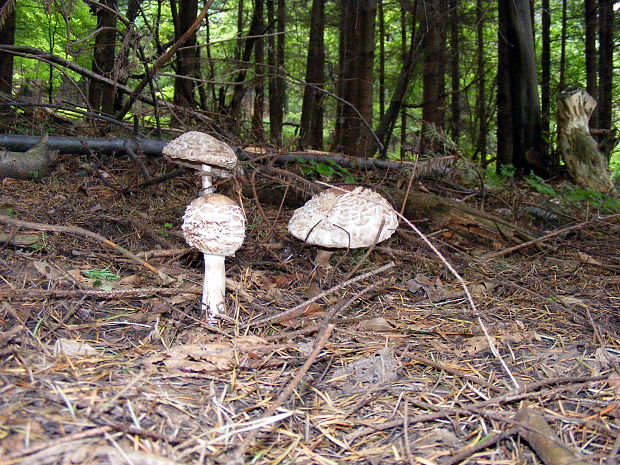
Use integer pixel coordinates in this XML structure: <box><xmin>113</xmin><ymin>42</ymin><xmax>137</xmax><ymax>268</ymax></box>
<box><xmin>246</xmin><ymin>181</ymin><xmax>536</xmax><ymax>247</ymax></box>
<box><xmin>515</xmin><ymin>406</ymin><xmax>595</xmax><ymax>465</ymax></box>
<box><xmin>557</xmin><ymin>87</ymin><xmax>613</xmax><ymax>192</ymax></box>
<box><xmin>0</xmin><ymin>134</ymin><xmax>58</xmax><ymax>179</ymax></box>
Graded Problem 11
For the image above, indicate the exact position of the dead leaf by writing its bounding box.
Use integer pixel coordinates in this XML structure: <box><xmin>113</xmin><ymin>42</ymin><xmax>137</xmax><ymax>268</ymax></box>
<box><xmin>608</xmin><ymin>373</ymin><xmax>620</xmax><ymax>398</ymax></box>
<box><xmin>407</xmin><ymin>273</ymin><xmax>448</xmax><ymax>301</ymax></box>
<box><xmin>575</xmin><ymin>251</ymin><xmax>602</xmax><ymax>266</ymax></box>
<box><xmin>462</xmin><ymin>335</ymin><xmax>494</xmax><ymax>355</ymax></box>
<box><xmin>143</xmin><ymin>336</ymin><xmax>273</xmax><ymax>374</ymax></box>
<box><xmin>53</xmin><ymin>338</ymin><xmax>101</xmax><ymax>357</ymax></box>
<box><xmin>355</xmin><ymin>317</ymin><xmax>395</xmax><ymax>332</ymax></box>
<box><xmin>469</xmin><ymin>281</ymin><xmax>497</xmax><ymax>297</ymax></box>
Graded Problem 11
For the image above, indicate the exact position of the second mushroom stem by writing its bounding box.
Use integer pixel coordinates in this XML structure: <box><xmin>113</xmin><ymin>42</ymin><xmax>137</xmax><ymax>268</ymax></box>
<box><xmin>200</xmin><ymin>164</ymin><xmax>214</xmax><ymax>195</ymax></box>
<box><xmin>203</xmin><ymin>254</ymin><xmax>227</xmax><ymax>323</ymax></box>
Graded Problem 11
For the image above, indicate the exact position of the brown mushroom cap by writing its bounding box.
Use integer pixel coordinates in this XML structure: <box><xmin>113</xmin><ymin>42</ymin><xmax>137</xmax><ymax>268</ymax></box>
<box><xmin>287</xmin><ymin>186</ymin><xmax>399</xmax><ymax>249</ymax></box>
<box><xmin>163</xmin><ymin>131</ymin><xmax>238</xmax><ymax>170</ymax></box>
<box><xmin>182</xmin><ymin>194</ymin><xmax>246</xmax><ymax>256</ymax></box>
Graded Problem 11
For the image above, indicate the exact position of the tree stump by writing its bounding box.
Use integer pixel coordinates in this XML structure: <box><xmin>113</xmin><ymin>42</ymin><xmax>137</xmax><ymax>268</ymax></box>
<box><xmin>557</xmin><ymin>87</ymin><xmax>613</xmax><ymax>193</ymax></box>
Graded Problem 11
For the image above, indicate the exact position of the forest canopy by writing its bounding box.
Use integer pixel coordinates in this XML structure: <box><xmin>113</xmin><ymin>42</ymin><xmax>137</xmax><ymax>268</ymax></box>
<box><xmin>0</xmin><ymin>0</ymin><xmax>618</xmax><ymax>180</ymax></box>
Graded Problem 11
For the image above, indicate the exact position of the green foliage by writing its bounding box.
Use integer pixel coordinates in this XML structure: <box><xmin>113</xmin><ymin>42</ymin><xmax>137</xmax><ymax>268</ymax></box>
<box><xmin>82</xmin><ymin>269</ymin><xmax>121</xmax><ymax>280</ymax></box>
<box><xmin>525</xmin><ymin>174</ymin><xmax>620</xmax><ymax>212</ymax></box>
<box><xmin>295</xmin><ymin>157</ymin><xmax>355</xmax><ymax>184</ymax></box>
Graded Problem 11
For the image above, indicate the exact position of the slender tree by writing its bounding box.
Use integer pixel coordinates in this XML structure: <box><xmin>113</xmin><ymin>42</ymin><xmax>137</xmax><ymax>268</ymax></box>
<box><xmin>88</xmin><ymin>0</ymin><xmax>118</xmax><ymax>115</ymax></box>
<box><xmin>496</xmin><ymin>0</ymin><xmax>513</xmax><ymax>171</ymax></box>
<box><xmin>497</xmin><ymin>0</ymin><xmax>544</xmax><ymax>174</ymax></box>
<box><xmin>558</xmin><ymin>0</ymin><xmax>567</xmax><ymax>90</ymax></box>
<box><xmin>299</xmin><ymin>0</ymin><xmax>325</xmax><ymax>150</ymax></box>
<box><xmin>378</xmin><ymin>0</ymin><xmax>386</xmax><ymax>120</ymax></box>
<box><xmin>475</xmin><ymin>0</ymin><xmax>487</xmax><ymax>163</ymax></box>
<box><xmin>374</xmin><ymin>0</ymin><xmax>419</xmax><ymax>159</ymax></box>
<box><xmin>0</xmin><ymin>0</ymin><xmax>16</xmax><ymax>100</ymax></box>
<box><xmin>585</xmin><ymin>0</ymin><xmax>597</xmax><ymax>129</ymax></box>
<box><xmin>541</xmin><ymin>0</ymin><xmax>550</xmax><ymax>158</ymax></box>
<box><xmin>172</xmin><ymin>0</ymin><xmax>199</xmax><ymax>108</ymax></box>
<box><xmin>332</xmin><ymin>0</ymin><xmax>377</xmax><ymax>158</ymax></box>
<box><xmin>267</xmin><ymin>0</ymin><xmax>285</xmax><ymax>145</ymax></box>
<box><xmin>421</xmin><ymin>0</ymin><xmax>447</xmax><ymax>143</ymax></box>
<box><xmin>252</xmin><ymin>0</ymin><xmax>265</xmax><ymax>141</ymax></box>
<box><xmin>597</xmin><ymin>0</ymin><xmax>614</xmax><ymax>131</ymax></box>
<box><xmin>449</xmin><ymin>0</ymin><xmax>460</xmax><ymax>144</ymax></box>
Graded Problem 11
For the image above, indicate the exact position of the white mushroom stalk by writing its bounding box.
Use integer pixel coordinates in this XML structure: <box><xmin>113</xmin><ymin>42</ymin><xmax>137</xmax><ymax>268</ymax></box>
<box><xmin>288</xmin><ymin>186</ymin><xmax>399</xmax><ymax>268</ymax></box>
<box><xmin>162</xmin><ymin>131</ymin><xmax>239</xmax><ymax>195</ymax></box>
<box><xmin>182</xmin><ymin>194</ymin><xmax>246</xmax><ymax>322</ymax></box>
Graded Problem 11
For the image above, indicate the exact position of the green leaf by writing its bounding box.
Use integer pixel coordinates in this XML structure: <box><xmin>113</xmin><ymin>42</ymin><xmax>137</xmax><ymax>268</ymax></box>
<box><xmin>82</xmin><ymin>269</ymin><xmax>121</xmax><ymax>280</ymax></box>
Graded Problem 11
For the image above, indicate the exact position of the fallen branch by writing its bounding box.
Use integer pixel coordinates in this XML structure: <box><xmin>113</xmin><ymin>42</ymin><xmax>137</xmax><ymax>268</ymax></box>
<box><xmin>515</xmin><ymin>406</ymin><xmax>595</xmax><ymax>465</ymax></box>
<box><xmin>0</xmin><ymin>213</ymin><xmax>175</xmax><ymax>284</ymax></box>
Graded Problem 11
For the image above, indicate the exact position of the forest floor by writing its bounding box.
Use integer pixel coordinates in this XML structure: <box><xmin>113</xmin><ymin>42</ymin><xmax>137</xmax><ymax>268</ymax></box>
<box><xmin>0</xmin><ymin>151</ymin><xmax>619</xmax><ymax>465</ymax></box>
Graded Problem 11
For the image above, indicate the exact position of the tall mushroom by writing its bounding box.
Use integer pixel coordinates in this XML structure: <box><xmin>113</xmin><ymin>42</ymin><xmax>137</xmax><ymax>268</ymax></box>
<box><xmin>163</xmin><ymin>131</ymin><xmax>238</xmax><ymax>194</ymax></box>
<box><xmin>182</xmin><ymin>194</ymin><xmax>246</xmax><ymax>322</ymax></box>
<box><xmin>288</xmin><ymin>186</ymin><xmax>399</xmax><ymax>267</ymax></box>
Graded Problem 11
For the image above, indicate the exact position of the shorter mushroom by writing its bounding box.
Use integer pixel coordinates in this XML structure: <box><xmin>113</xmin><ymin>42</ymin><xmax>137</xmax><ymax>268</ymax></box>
<box><xmin>288</xmin><ymin>186</ymin><xmax>399</xmax><ymax>267</ymax></box>
<box><xmin>163</xmin><ymin>131</ymin><xmax>238</xmax><ymax>194</ymax></box>
<box><xmin>182</xmin><ymin>194</ymin><xmax>246</xmax><ymax>322</ymax></box>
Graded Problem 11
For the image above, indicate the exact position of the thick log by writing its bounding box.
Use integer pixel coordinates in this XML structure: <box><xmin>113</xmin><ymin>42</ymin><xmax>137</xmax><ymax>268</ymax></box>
<box><xmin>0</xmin><ymin>134</ymin><xmax>58</xmax><ymax>178</ymax></box>
<box><xmin>0</xmin><ymin>134</ymin><xmax>419</xmax><ymax>171</ymax></box>
<box><xmin>557</xmin><ymin>88</ymin><xmax>613</xmax><ymax>192</ymax></box>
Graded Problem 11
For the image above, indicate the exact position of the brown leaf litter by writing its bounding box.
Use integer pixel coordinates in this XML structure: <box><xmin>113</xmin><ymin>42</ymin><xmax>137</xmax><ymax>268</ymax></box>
<box><xmin>1</xmin><ymin>154</ymin><xmax>619</xmax><ymax>464</ymax></box>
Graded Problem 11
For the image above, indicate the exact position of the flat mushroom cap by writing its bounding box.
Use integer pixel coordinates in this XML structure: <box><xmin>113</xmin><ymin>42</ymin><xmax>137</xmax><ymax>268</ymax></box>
<box><xmin>182</xmin><ymin>194</ymin><xmax>246</xmax><ymax>256</ymax></box>
<box><xmin>288</xmin><ymin>186</ymin><xmax>399</xmax><ymax>249</ymax></box>
<box><xmin>163</xmin><ymin>131</ymin><xmax>238</xmax><ymax>170</ymax></box>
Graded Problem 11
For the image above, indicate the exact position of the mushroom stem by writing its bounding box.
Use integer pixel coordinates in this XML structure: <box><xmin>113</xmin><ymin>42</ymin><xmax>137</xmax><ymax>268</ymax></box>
<box><xmin>200</xmin><ymin>164</ymin><xmax>214</xmax><ymax>195</ymax></box>
<box><xmin>202</xmin><ymin>254</ymin><xmax>227</xmax><ymax>322</ymax></box>
<box><xmin>315</xmin><ymin>249</ymin><xmax>335</xmax><ymax>268</ymax></box>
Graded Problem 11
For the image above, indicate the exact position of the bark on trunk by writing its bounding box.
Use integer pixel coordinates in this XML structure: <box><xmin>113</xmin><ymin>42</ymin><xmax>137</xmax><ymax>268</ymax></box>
<box><xmin>0</xmin><ymin>0</ymin><xmax>16</xmax><ymax>98</ymax></box>
<box><xmin>88</xmin><ymin>0</ymin><xmax>118</xmax><ymax>115</ymax></box>
<box><xmin>585</xmin><ymin>0</ymin><xmax>598</xmax><ymax>128</ymax></box>
<box><xmin>173</xmin><ymin>0</ymin><xmax>199</xmax><ymax>108</ymax></box>
<box><xmin>557</xmin><ymin>88</ymin><xmax>613</xmax><ymax>193</ymax></box>
<box><xmin>597</xmin><ymin>0</ymin><xmax>614</xmax><ymax>131</ymax></box>
<box><xmin>267</xmin><ymin>0</ymin><xmax>285</xmax><ymax>145</ymax></box>
<box><xmin>298</xmin><ymin>0</ymin><xmax>326</xmax><ymax>150</ymax></box>
<box><xmin>332</xmin><ymin>0</ymin><xmax>377</xmax><ymax>158</ymax></box>
<box><xmin>421</xmin><ymin>0</ymin><xmax>447</xmax><ymax>146</ymax></box>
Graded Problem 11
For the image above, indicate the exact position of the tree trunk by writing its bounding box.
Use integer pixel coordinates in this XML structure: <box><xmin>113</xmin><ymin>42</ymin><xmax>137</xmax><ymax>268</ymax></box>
<box><xmin>421</xmin><ymin>0</ymin><xmax>447</xmax><ymax>147</ymax></box>
<box><xmin>378</xmin><ymin>0</ymin><xmax>385</xmax><ymax>120</ymax></box>
<box><xmin>298</xmin><ymin>0</ymin><xmax>326</xmax><ymax>150</ymax></box>
<box><xmin>541</xmin><ymin>0</ymin><xmax>550</xmax><ymax>159</ymax></box>
<box><xmin>172</xmin><ymin>0</ymin><xmax>199</xmax><ymax>108</ymax></box>
<box><xmin>267</xmin><ymin>0</ymin><xmax>285</xmax><ymax>145</ymax></box>
<box><xmin>597</xmin><ymin>0</ymin><xmax>613</xmax><ymax>132</ymax></box>
<box><xmin>332</xmin><ymin>0</ymin><xmax>377</xmax><ymax>158</ymax></box>
<box><xmin>585</xmin><ymin>0</ymin><xmax>598</xmax><ymax>128</ymax></box>
<box><xmin>498</xmin><ymin>0</ymin><xmax>544</xmax><ymax>175</ymax></box>
<box><xmin>558</xmin><ymin>0</ymin><xmax>567</xmax><ymax>90</ymax></box>
<box><xmin>88</xmin><ymin>0</ymin><xmax>118</xmax><ymax>115</ymax></box>
<box><xmin>252</xmin><ymin>0</ymin><xmax>265</xmax><ymax>141</ymax></box>
<box><xmin>475</xmin><ymin>0</ymin><xmax>487</xmax><ymax>163</ymax></box>
<box><xmin>228</xmin><ymin>0</ymin><xmax>264</xmax><ymax>126</ymax></box>
<box><xmin>449</xmin><ymin>0</ymin><xmax>460</xmax><ymax>144</ymax></box>
<box><xmin>373</xmin><ymin>0</ymin><xmax>418</xmax><ymax>159</ymax></box>
<box><xmin>0</xmin><ymin>0</ymin><xmax>16</xmax><ymax>100</ymax></box>
<box><xmin>557</xmin><ymin>88</ymin><xmax>613</xmax><ymax>193</ymax></box>
<box><xmin>496</xmin><ymin>0</ymin><xmax>513</xmax><ymax>172</ymax></box>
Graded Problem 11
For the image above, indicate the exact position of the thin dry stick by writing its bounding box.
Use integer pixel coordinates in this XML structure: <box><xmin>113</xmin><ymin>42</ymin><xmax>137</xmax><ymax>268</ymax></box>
<box><xmin>248</xmin><ymin>261</ymin><xmax>394</xmax><ymax>327</ymax></box>
<box><xmin>225</xmin><ymin>324</ymin><xmax>334</xmax><ymax>462</ymax></box>
<box><xmin>484</xmin><ymin>213</ymin><xmax>620</xmax><ymax>259</ymax></box>
<box><xmin>443</xmin><ymin>427</ymin><xmax>519</xmax><ymax>465</ymax></box>
<box><xmin>0</xmin><ymin>213</ymin><xmax>175</xmax><ymax>283</ymax></box>
<box><xmin>399</xmin><ymin>215</ymin><xmax>520</xmax><ymax>389</ymax></box>
<box><xmin>405</xmin><ymin>350</ymin><xmax>505</xmax><ymax>393</ymax></box>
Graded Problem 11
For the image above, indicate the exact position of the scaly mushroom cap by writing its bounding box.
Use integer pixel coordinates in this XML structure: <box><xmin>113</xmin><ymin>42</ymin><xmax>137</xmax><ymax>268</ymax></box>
<box><xmin>182</xmin><ymin>194</ymin><xmax>246</xmax><ymax>256</ymax></box>
<box><xmin>163</xmin><ymin>131</ymin><xmax>238</xmax><ymax>170</ymax></box>
<box><xmin>288</xmin><ymin>186</ymin><xmax>399</xmax><ymax>249</ymax></box>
